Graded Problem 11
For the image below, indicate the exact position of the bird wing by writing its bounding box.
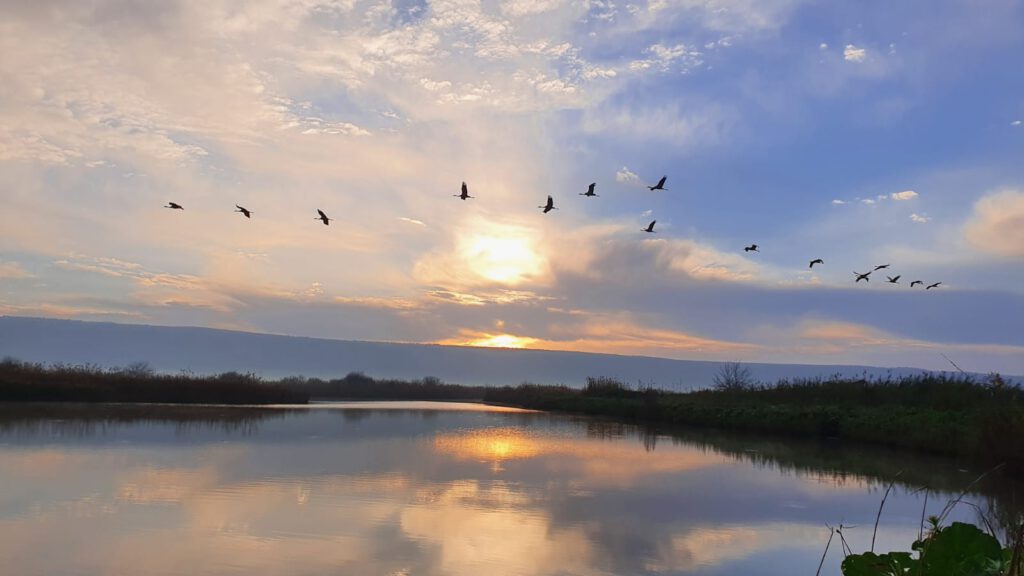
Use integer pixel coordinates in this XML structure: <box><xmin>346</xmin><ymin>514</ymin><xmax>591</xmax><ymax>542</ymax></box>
<box><xmin>658</xmin><ymin>176</ymin><xmax>666</xmax><ymax>187</ymax></box>
<box><xmin>318</xmin><ymin>209</ymin><xmax>327</xmax><ymax>219</ymax></box>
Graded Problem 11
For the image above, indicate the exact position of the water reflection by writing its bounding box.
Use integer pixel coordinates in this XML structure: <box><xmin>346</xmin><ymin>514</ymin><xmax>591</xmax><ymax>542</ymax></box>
<box><xmin>0</xmin><ymin>401</ymin><xmax>1019</xmax><ymax>576</ymax></box>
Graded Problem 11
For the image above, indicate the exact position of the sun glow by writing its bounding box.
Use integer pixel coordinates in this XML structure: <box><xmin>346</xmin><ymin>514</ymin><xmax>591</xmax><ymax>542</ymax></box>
<box><xmin>462</xmin><ymin>234</ymin><xmax>543</xmax><ymax>285</ymax></box>
<box><xmin>466</xmin><ymin>333</ymin><xmax>538</xmax><ymax>349</ymax></box>
<box><xmin>434</xmin><ymin>428</ymin><xmax>541</xmax><ymax>464</ymax></box>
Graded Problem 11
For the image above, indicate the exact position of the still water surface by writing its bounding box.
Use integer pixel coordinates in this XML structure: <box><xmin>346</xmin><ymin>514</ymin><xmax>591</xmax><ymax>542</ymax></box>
<box><xmin>0</xmin><ymin>402</ymin><xmax>1012</xmax><ymax>575</ymax></box>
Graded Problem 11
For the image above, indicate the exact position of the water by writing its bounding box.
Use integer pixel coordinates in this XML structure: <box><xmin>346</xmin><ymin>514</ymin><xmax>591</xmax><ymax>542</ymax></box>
<box><xmin>0</xmin><ymin>402</ymin><xmax>1016</xmax><ymax>575</ymax></box>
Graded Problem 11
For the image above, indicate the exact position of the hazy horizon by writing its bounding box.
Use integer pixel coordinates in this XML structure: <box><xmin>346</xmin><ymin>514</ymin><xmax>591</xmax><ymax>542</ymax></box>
<box><xmin>2</xmin><ymin>0</ymin><xmax>1023</xmax><ymax>375</ymax></box>
<box><xmin>6</xmin><ymin>316</ymin><xmax>1016</xmax><ymax>388</ymax></box>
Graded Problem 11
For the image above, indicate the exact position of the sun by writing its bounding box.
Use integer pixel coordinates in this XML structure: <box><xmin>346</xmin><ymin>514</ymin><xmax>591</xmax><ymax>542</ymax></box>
<box><xmin>467</xmin><ymin>333</ymin><xmax>538</xmax><ymax>349</ymax></box>
<box><xmin>463</xmin><ymin>234</ymin><xmax>543</xmax><ymax>285</ymax></box>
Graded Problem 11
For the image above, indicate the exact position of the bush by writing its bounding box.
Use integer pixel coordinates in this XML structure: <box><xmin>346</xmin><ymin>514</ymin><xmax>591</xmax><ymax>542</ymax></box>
<box><xmin>712</xmin><ymin>362</ymin><xmax>756</xmax><ymax>391</ymax></box>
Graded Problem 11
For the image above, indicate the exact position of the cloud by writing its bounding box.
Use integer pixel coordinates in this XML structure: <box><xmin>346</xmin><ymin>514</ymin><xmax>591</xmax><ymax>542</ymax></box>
<box><xmin>860</xmin><ymin>198</ymin><xmax>876</xmax><ymax>205</ymax></box>
<box><xmin>964</xmin><ymin>190</ymin><xmax>1024</xmax><ymax>258</ymax></box>
<box><xmin>438</xmin><ymin>313</ymin><xmax>755</xmax><ymax>357</ymax></box>
<box><xmin>831</xmin><ymin>199</ymin><xmax>846</xmax><ymax>205</ymax></box>
<box><xmin>0</xmin><ymin>261</ymin><xmax>33</xmax><ymax>279</ymax></box>
<box><xmin>890</xmin><ymin>190</ymin><xmax>919</xmax><ymax>200</ymax></box>
<box><xmin>1012</xmin><ymin>120</ymin><xmax>1022</xmax><ymax>127</ymax></box>
<box><xmin>629</xmin><ymin>43</ymin><xmax>704</xmax><ymax>74</ymax></box>
<box><xmin>843</xmin><ymin>44</ymin><xmax>866</xmax><ymax>62</ymax></box>
<box><xmin>615</xmin><ymin>166</ymin><xmax>640</xmax><ymax>184</ymax></box>
<box><xmin>819</xmin><ymin>43</ymin><xmax>828</xmax><ymax>50</ymax></box>
<box><xmin>909</xmin><ymin>213</ymin><xmax>931</xmax><ymax>223</ymax></box>
<box><xmin>398</xmin><ymin>217</ymin><xmax>426</xmax><ymax>227</ymax></box>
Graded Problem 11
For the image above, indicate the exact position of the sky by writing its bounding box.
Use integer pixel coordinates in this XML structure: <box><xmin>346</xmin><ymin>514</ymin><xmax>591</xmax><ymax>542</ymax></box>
<box><xmin>1</xmin><ymin>0</ymin><xmax>1023</xmax><ymax>374</ymax></box>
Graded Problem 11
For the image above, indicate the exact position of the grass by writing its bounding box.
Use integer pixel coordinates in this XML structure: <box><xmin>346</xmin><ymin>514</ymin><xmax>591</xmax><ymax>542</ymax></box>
<box><xmin>0</xmin><ymin>358</ymin><xmax>308</xmax><ymax>404</ymax></box>
<box><xmin>482</xmin><ymin>373</ymin><xmax>1024</xmax><ymax>476</ymax></box>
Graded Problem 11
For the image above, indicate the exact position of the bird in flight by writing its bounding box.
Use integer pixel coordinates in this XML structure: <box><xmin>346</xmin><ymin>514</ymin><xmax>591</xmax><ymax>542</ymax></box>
<box><xmin>642</xmin><ymin>220</ymin><xmax>656</xmax><ymax>233</ymax></box>
<box><xmin>165</xmin><ymin>202</ymin><xmax>183</xmax><ymax>210</ymax></box>
<box><xmin>744</xmin><ymin>244</ymin><xmax>759</xmax><ymax>252</ymax></box>
<box><xmin>926</xmin><ymin>282</ymin><xmax>942</xmax><ymax>290</ymax></box>
<box><xmin>809</xmin><ymin>258</ymin><xmax>824</xmax><ymax>268</ymax></box>
<box><xmin>580</xmin><ymin>183</ymin><xmax>598</xmax><ymax>197</ymax></box>
<box><xmin>886</xmin><ymin>275</ymin><xmax>901</xmax><ymax>284</ymax></box>
<box><xmin>539</xmin><ymin>195</ymin><xmax>557</xmax><ymax>214</ymax></box>
<box><xmin>910</xmin><ymin>280</ymin><xmax>924</xmax><ymax>287</ymax></box>
<box><xmin>316</xmin><ymin>209</ymin><xmax>331</xmax><ymax>226</ymax></box>
<box><xmin>455</xmin><ymin>182</ymin><xmax>472</xmax><ymax>200</ymax></box>
<box><xmin>873</xmin><ymin>264</ymin><xmax>890</xmax><ymax>271</ymax></box>
<box><xmin>648</xmin><ymin>176</ymin><xmax>668</xmax><ymax>191</ymax></box>
<box><xmin>854</xmin><ymin>271</ymin><xmax>872</xmax><ymax>283</ymax></box>
<box><xmin>235</xmin><ymin>205</ymin><xmax>252</xmax><ymax>218</ymax></box>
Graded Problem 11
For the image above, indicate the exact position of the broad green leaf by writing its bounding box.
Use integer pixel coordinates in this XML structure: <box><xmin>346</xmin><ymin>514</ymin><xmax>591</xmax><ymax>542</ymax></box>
<box><xmin>919</xmin><ymin>522</ymin><xmax>1003</xmax><ymax>576</ymax></box>
<box><xmin>842</xmin><ymin>551</ymin><xmax>916</xmax><ymax>575</ymax></box>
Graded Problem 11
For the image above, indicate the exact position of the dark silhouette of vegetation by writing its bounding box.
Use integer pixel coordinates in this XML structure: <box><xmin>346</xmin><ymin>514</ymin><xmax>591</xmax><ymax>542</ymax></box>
<box><xmin>0</xmin><ymin>358</ymin><xmax>308</xmax><ymax>404</ymax></box>
<box><xmin>283</xmin><ymin>372</ymin><xmax>487</xmax><ymax>400</ymax></box>
<box><xmin>483</xmin><ymin>372</ymin><xmax>1024</xmax><ymax>476</ymax></box>
<box><xmin>712</xmin><ymin>361</ymin><xmax>757</xmax><ymax>391</ymax></box>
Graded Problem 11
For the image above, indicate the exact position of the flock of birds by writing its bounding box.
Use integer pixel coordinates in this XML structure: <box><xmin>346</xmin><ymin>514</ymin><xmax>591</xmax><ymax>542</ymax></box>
<box><xmin>163</xmin><ymin>174</ymin><xmax>943</xmax><ymax>289</ymax></box>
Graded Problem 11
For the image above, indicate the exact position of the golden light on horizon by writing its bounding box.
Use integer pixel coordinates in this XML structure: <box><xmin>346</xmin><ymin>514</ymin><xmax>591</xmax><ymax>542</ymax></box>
<box><xmin>465</xmin><ymin>333</ymin><xmax>538</xmax><ymax>349</ymax></box>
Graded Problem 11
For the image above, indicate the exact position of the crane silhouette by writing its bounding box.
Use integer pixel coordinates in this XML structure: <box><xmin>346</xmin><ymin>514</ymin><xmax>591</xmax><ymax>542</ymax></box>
<box><xmin>874</xmin><ymin>264</ymin><xmax>890</xmax><ymax>271</ymax></box>
<box><xmin>809</xmin><ymin>258</ymin><xmax>824</xmax><ymax>268</ymax></box>
<box><xmin>910</xmin><ymin>280</ymin><xmax>924</xmax><ymax>287</ymax></box>
<box><xmin>235</xmin><ymin>205</ymin><xmax>252</xmax><ymax>218</ymax></box>
<box><xmin>580</xmin><ymin>183</ymin><xmax>598</xmax><ymax>197</ymax></box>
<box><xmin>648</xmin><ymin>176</ymin><xmax>667</xmax><ymax>191</ymax></box>
<box><xmin>926</xmin><ymin>282</ymin><xmax>942</xmax><ymax>290</ymax></box>
<box><xmin>164</xmin><ymin>202</ymin><xmax>183</xmax><ymax>210</ymax></box>
<box><xmin>642</xmin><ymin>220</ymin><xmax>656</xmax><ymax>233</ymax></box>
<box><xmin>886</xmin><ymin>275</ymin><xmax>901</xmax><ymax>284</ymax></box>
<box><xmin>539</xmin><ymin>195</ymin><xmax>557</xmax><ymax>213</ymax></box>
<box><xmin>315</xmin><ymin>209</ymin><xmax>331</xmax><ymax>226</ymax></box>
<box><xmin>455</xmin><ymin>182</ymin><xmax>472</xmax><ymax>200</ymax></box>
<box><xmin>744</xmin><ymin>244</ymin><xmax>759</xmax><ymax>252</ymax></box>
<box><xmin>854</xmin><ymin>271</ymin><xmax>872</xmax><ymax>283</ymax></box>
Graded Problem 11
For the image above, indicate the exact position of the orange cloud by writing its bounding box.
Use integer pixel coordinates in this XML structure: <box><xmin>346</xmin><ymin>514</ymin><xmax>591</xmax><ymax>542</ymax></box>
<box><xmin>437</xmin><ymin>314</ymin><xmax>754</xmax><ymax>357</ymax></box>
<box><xmin>964</xmin><ymin>189</ymin><xmax>1024</xmax><ymax>258</ymax></box>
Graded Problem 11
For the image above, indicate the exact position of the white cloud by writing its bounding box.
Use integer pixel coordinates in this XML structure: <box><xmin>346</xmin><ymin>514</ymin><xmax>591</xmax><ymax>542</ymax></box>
<box><xmin>616</xmin><ymin>166</ymin><xmax>641</xmax><ymax>184</ymax></box>
<box><xmin>819</xmin><ymin>43</ymin><xmax>828</xmax><ymax>50</ymax></box>
<box><xmin>500</xmin><ymin>0</ymin><xmax>563</xmax><ymax>17</ymax></box>
<box><xmin>630</xmin><ymin>43</ymin><xmax>704</xmax><ymax>73</ymax></box>
<box><xmin>1013</xmin><ymin>120</ymin><xmax>1022</xmax><ymax>127</ymax></box>
<box><xmin>860</xmin><ymin>198</ymin><xmax>876</xmax><ymax>205</ymax></box>
<box><xmin>399</xmin><ymin>217</ymin><xmax>426</xmax><ymax>227</ymax></box>
<box><xmin>831</xmin><ymin>199</ymin><xmax>846</xmax><ymax>205</ymax></box>
<box><xmin>909</xmin><ymin>213</ymin><xmax>931</xmax><ymax>223</ymax></box>
<box><xmin>843</xmin><ymin>44</ymin><xmax>866</xmax><ymax>62</ymax></box>
<box><xmin>890</xmin><ymin>190</ymin><xmax>919</xmax><ymax>200</ymax></box>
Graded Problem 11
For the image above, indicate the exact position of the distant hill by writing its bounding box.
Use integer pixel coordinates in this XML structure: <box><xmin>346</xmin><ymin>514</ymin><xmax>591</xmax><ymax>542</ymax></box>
<box><xmin>0</xmin><ymin>316</ymin><xmax>974</xmax><ymax>390</ymax></box>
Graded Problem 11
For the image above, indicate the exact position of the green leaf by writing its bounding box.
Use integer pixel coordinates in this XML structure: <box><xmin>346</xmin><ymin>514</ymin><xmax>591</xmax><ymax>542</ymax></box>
<box><xmin>919</xmin><ymin>522</ymin><xmax>1003</xmax><ymax>576</ymax></box>
<box><xmin>842</xmin><ymin>551</ymin><xmax>917</xmax><ymax>575</ymax></box>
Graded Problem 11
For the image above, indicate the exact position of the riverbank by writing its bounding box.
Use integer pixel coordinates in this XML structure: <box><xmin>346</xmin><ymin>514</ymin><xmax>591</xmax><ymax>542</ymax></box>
<box><xmin>482</xmin><ymin>375</ymin><xmax>1024</xmax><ymax>476</ymax></box>
<box><xmin>0</xmin><ymin>359</ymin><xmax>308</xmax><ymax>404</ymax></box>
<box><xmin>4</xmin><ymin>359</ymin><xmax>1021</xmax><ymax>475</ymax></box>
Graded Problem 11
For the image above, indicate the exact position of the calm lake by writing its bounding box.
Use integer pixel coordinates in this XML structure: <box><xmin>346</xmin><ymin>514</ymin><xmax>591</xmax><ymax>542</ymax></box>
<box><xmin>0</xmin><ymin>401</ymin><xmax>1017</xmax><ymax>575</ymax></box>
